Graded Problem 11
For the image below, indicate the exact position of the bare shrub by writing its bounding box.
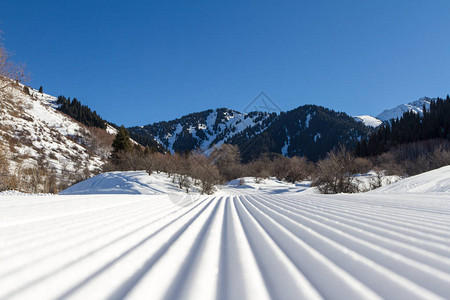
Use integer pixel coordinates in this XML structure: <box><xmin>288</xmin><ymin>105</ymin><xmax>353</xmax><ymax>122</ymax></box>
<box><xmin>271</xmin><ymin>155</ymin><xmax>291</xmax><ymax>181</ymax></box>
<box><xmin>87</xmin><ymin>127</ymin><xmax>115</xmax><ymax>158</ymax></box>
<box><xmin>430</xmin><ymin>146</ymin><xmax>450</xmax><ymax>169</ymax></box>
<box><xmin>210</xmin><ymin>144</ymin><xmax>242</xmax><ymax>181</ymax></box>
<box><xmin>188</xmin><ymin>153</ymin><xmax>221</xmax><ymax>194</ymax></box>
<box><xmin>0</xmin><ymin>146</ymin><xmax>9</xmax><ymax>191</ymax></box>
<box><xmin>285</xmin><ymin>156</ymin><xmax>311</xmax><ymax>183</ymax></box>
<box><xmin>313</xmin><ymin>147</ymin><xmax>359</xmax><ymax>194</ymax></box>
<box><xmin>0</xmin><ymin>33</ymin><xmax>28</xmax><ymax>90</ymax></box>
<box><xmin>352</xmin><ymin>157</ymin><xmax>372</xmax><ymax>174</ymax></box>
<box><xmin>245</xmin><ymin>156</ymin><xmax>271</xmax><ymax>183</ymax></box>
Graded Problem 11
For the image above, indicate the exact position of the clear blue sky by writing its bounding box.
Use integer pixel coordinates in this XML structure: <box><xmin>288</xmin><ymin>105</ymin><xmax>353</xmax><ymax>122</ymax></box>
<box><xmin>1</xmin><ymin>1</ymin><xmax>450</xmax><ymax>126</ymax></box>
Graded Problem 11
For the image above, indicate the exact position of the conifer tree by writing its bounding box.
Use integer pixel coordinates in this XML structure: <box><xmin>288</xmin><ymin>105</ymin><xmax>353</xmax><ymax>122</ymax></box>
<box><xmin>39</xmin><ymin>86</ymin><xmax>43</xmax><ymax>93</ymax></box>
<box><xmin>112</xmin><ymin>126</ymin><xmax>132</xmax><ymax>154</ymax></box>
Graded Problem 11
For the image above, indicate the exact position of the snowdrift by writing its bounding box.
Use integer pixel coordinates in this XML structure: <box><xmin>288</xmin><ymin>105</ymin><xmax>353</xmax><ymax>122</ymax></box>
<box><xmin>59</xmin><ymin>171</ymin><xmax>182</xmax><ymax>195</ymax></box>
<box><xmin>372</xmin><ymin>165</ymin><xmax>450</xmax><ymax>193</ymax></box>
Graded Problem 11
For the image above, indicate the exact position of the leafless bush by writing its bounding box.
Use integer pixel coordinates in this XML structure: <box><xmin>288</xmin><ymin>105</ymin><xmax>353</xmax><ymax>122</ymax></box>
<box><xmin>210</xmin><ymin>144</ymin><xmax>242</xmax><ymax>181</ymax></box>
<box><xmin>0</xmin><ymin>33</ymin><xmax>28</xmax><ymax>90</ymax></box>
<box><xmin>313</xmin><ymin>146</ymin><xmax>359</xmax><ymax>194</ymax></box>
<box><xmin>0</xmin><ymin>146</ymin><xmax>9</xmax><ymax>191</ymax></box>
<box><xmin>87</xmin><ymin>127</ymin><xmax>115</xmax><ymax>158</ymax></box>
<box><xmin>245</xmin><ymin>156</ymin><xmax>271</xmax><ymax>183</ymax></box>
<box><xmin>188</xmin><ymin>153</ymin><xmax>221</xmax><ymax>194</ymax></box>
<box><xmin>352</xmin><ymin>157</ymin><xmax>372</xmax><ymax>174</ymax></box>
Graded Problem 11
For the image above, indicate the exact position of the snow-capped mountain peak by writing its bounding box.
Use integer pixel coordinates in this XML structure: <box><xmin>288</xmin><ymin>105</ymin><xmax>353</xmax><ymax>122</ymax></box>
<box><xmin>376</xmin><ymin>97</ymin><xmax>434</xmax><ymax>121</ymax></box>
<box><xmin>354</xmin><ymin>115</ymin><xmax>382</xmax><ymax>128</ymax></box>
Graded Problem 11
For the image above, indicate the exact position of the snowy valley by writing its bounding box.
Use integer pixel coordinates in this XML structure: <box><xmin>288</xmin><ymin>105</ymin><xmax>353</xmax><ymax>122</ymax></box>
<box><xmin>1</xmin><ymin>167</ymin><xmax>449</xmax><ymax>299</ymax></box>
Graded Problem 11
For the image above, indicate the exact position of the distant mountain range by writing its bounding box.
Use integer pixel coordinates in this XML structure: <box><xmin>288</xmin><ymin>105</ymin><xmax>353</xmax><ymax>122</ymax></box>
<box><xmin>129</xmin><ymin>105</ymin><xmax>371</xmax><ymax>161</ymax></box>
<box><xmin>128</xmin><ymin>96</ymin><xmax>439</xmax><ymax>161</ymax></box>
<box><xmin>376</xmin><ymin>97</ymin><xmax>433</xmax><ymax>121</ymax></box>
<box><xmin>2</xmin><ymin>79</ymin><xmax>438</xmax><ymax>170</ymax></box>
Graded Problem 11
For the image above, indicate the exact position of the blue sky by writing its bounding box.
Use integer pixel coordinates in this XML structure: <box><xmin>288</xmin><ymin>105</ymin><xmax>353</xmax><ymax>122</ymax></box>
<box><xmin>1</xmin><ymin>1</ymin><xmax>450</xmax><ymax>126</ymax></box>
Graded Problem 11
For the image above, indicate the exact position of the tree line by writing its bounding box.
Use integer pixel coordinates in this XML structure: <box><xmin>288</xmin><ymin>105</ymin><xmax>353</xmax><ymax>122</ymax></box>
<box><xmin>56</xmin><ymin>96</ymin><xmax>107</xmax><ymax>129</ymax></box>
<box><xmin>355</xmin><ymin>95</ymin><xmax>450</xmax><ymax>157</ymax></box>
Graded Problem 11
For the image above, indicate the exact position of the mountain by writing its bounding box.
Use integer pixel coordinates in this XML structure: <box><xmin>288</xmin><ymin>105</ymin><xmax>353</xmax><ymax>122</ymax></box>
<box><xmin>129</xmin><ymin>108</ymin><xmax>277</xmax><ymax>154</ymax></box>
<box><xmin>130</xmin><ymin>105</ymin><xmax>371</xmax><ymax>162</ymax></box>
<box><xmin>376</xmin><ymin>97</ymin><xmax>434</xmax><ymax>121</ymax></box>
<box><xmin>355</xmin><ymin>95</ymin><xmax>450</xmax><ymax>157</ymax></box>
<box><xmin>0</xmin><ymin>81</ymin><xmax>114</xmax><ymax>191</ymax></box>
<box><xmin>232</xmin><ymin>105</ymin><xmax>371</xmax><ymax>162</ymax></box>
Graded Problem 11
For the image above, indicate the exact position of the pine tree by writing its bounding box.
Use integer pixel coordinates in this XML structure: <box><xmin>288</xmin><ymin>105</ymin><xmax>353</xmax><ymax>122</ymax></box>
<box><xmin>112</xmin><ymin>126</ymin><xmax>132</xmax><ymax>154</ymax></box>
<box><xmin>39</xmin><ymin>86</ymin><xmax>43</xmax><ymax>93</ymax></box>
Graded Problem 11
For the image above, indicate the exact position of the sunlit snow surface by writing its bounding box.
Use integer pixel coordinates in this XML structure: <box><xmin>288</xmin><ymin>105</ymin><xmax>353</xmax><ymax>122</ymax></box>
<box><xmin>1</xmin><ymin>169</ymin><xmax>450</xmax><ymax>299</ymax></box>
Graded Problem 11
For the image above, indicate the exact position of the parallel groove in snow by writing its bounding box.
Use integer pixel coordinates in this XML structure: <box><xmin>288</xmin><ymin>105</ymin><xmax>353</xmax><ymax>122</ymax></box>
<box><xmin>0</xmin><ymin>193</ymin><xmax>449</xmax><ymax>300</ymax></box>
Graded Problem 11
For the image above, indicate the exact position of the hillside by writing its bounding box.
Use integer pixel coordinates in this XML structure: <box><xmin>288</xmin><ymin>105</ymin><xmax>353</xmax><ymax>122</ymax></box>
<box><xmin>131</xmin><ymin>105</ymin><xmax>371</xmax><ymax>161</ymax></box>
<box><xmin>0</xmin><ymin>82</ymin><xmax>113</xmax><ymax>191</ymax></box>
<box><xmin>376</xmin><ymin>97</ymin><xmax>433</xmax><ymax>121</ymax></box>
<box><xmin>234</xmin><ymin>105</ymin><xmax>371</xmax><ymax>162</ymax></box>
<box><xmin>129</xmin><ymin>108</ymin><xmax>277</xmax><ymax>153</ymax></box>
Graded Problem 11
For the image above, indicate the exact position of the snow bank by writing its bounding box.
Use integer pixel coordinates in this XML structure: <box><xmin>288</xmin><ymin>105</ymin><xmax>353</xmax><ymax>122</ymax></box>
<box><xmin>60</xmin><ymin>171</ymin><xmax>184</xmax><ymax>195</ymax></box>
<box><xmin>219</xmin><ymin>177</ymin><xmax>316</xmax><ymax>195</ymax></box>
<box><xmin>372</xmin><ymin>165</ymin><xmax>450</xmax><ymax>193</ymax></box>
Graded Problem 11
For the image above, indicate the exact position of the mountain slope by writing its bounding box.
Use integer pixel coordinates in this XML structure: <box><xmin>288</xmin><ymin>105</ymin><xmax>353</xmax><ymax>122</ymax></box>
<box><xmin>0</xmin><ymin>82</ymin><xmax>112</xmax><ymax>191</ymax></box>
<box><xmin>233</xmin><ymin>105</ymin><xmax>371</xmax><ymax>162</ymax></box>
<box><xmin>129</xmin><ymin>108</ymin><xmax>277</xmax><ymax>153</ymax></box>
<box><xmin>376</xmin><ymin>97</ymin><xmax>433</xmax><ymax>121</ymax></box>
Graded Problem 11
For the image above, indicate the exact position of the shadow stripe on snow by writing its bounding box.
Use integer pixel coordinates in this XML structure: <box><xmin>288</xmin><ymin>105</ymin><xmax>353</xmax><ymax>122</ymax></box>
<box><xmin>255</xmin><ymin>194</ymin><xmax>450</xmax><ymax>270</ymax></box>
<box><xmin>240</xmin><ymin>195</ymin><xmax>444</xmax><ymax>300</ymax></box>
<box><xmin>102</xmin><ymin>197</ymin><xmax>217</xmax><ymax>300</ymax></box>
<box><xmin>2</xmin><ymin>197</ymin><xmax>212</xmax><ymax>300</ymax></box>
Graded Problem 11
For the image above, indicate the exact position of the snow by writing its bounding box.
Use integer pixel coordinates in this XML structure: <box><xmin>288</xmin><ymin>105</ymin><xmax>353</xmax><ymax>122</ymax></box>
<box><xmin>281</xmin><ymin>127</ymin><xmax>290</xmax><ymax>156</ymax></box>
<box><xmin>354</xmin><ymin>115</ymin><xmax>382</xmax><ymax>127</ymax></box>
<box><xmin>372</xmin><ymin>165</ymin><xmax>450</xmax><ymax>193</ymax></box>
<box><xmin>60</xmin><ymin>171</ymin><xmax>192</xmax><ymax>195</ymax></box>
<box><xmin>1</xmin><ymin>170</ymin><xmax>450</xmax><ymax>299</ymax></box>
<box><xmin>106</xmin><ymin>124</ymin><xmax>118</xmax><ymax>135</ymax></box>
<box><xmin>305</xmin><ymin>113</ymin><xmax>312</xmax><ymax>128</ymax></box>
<box><xmin>0</xmin><ymin>83</ymin><xmax>104</xmax><ymax>175</ymax></box>
<box><xmin>314</xmin><ymin>132</ymin><xmax>321</xmax><ymax>142</ymax></box>
<box><xmin>376</xmin><ymin>97</ymin><xmax>433</xmax><ymax>121</ymax></box>
<box><xmin>153</xmin><ymin>109</ymin><xmax>270</xmax><ymax>153</ymax></box>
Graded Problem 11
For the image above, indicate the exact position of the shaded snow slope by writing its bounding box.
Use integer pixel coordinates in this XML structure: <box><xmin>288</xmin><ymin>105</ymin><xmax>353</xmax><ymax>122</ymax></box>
<box><xmin>372</xmin><ymin>165</ymin><xmax>450</xmax><ymax>193</ymax></box>
<box><xmin>60</xmin><ymin>171</ymin><xmax>185</xmax><ymax>195</ymax></box>
<box><xmin>0</xmin><ymin>192</ymin><xmax>449</xmax><ymax>299</ymax></box>
<box><xmin>376</xmin><ymin>97</ymin><xmax>433</xmax><ymax>121</ymax></box>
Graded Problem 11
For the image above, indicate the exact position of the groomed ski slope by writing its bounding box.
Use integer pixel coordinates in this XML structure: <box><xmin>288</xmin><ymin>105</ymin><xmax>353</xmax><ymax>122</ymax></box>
<box><xmin>1</xmin><ymin>191</ymin><xmax>450</xmax><ymax>300</ymax></box>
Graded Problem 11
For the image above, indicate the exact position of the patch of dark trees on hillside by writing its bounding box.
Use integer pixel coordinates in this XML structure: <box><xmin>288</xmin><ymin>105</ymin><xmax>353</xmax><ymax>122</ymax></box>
<box><xmin>56</xmin><ymin>96</ymin><xmax>107</xmax><ymax>129</ymax></box>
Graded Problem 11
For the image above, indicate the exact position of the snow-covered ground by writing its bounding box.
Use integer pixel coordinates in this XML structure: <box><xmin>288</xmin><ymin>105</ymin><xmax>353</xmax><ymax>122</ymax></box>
<box><xmin>1</xmin><ymin>168</ymin><xmax>450</xmax><ymax>299</ymax></box>
<box><xmin>0</xmin><ymin>82</ymin><xmax>105</xmax><ymax>175</ymax></box>
<box><xmin>372</xmin><ymin>165</ymin><xmax>450</xmax><ymax>193</ymax></box>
